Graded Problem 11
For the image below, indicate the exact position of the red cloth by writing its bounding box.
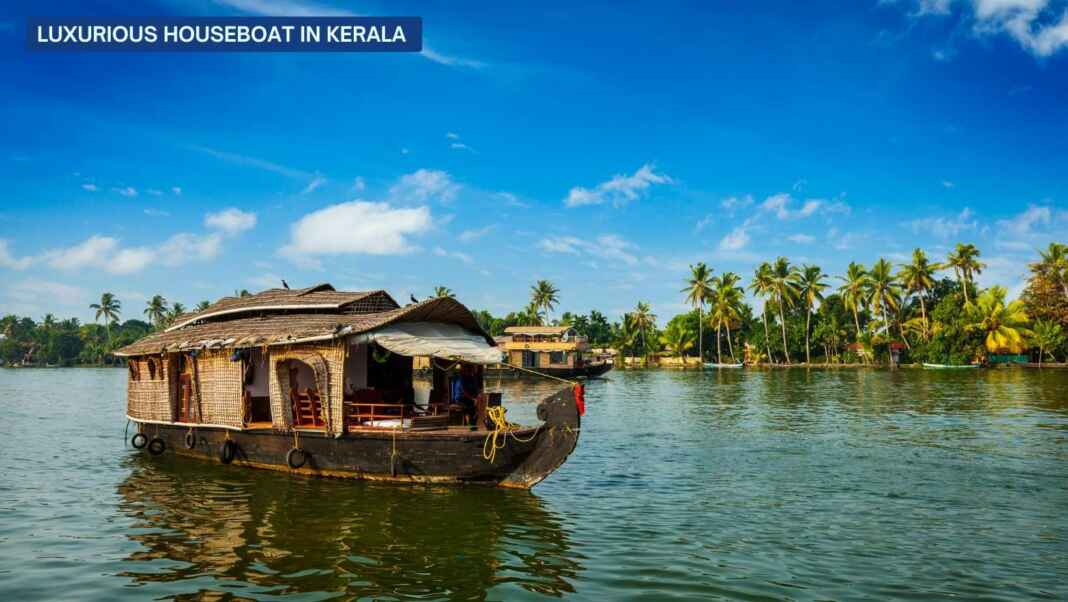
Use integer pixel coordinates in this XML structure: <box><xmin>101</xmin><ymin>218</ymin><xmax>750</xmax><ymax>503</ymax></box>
<box><xmin>573</xmin><ymin>384</ymin><xmax>586</xmax><ymax>416</ymax></box>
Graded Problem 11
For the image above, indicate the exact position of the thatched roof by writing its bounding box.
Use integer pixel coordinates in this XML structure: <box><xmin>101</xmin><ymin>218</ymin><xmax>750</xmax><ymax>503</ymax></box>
<box><xmin>165</xmin><ymin>284</ymin><xmax>398</xmax><ymax>331</ymax></box>
<box><xmin>115</xmin><ymin>290</ymin><xmax>490</xmax><ymax>357</ymax></box>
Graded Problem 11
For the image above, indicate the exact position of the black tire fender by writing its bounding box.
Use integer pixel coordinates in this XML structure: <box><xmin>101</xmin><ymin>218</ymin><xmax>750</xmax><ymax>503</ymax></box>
<box><xmin>131</xmin><ymin>433</ymin><xmax>148</xmax><ymax>449</ymax></box>
<box><xmin>147</xmin><ymin>437</ymin><xmax>166</xmax><ymax>456</ymax></box>
<box><xmin>184</xmin><ymin>431</ymin><xmax>196</xmax><ymax>449</ymax></box>
<box><xmin>286</xmin><ymin>447</ymin><xmax>307</xmax><ymax>469</ymax></box>
<box><xmin>219</xmin><ymin>439</ymin><xmax>236</xmax><ymax>464</ymax></box>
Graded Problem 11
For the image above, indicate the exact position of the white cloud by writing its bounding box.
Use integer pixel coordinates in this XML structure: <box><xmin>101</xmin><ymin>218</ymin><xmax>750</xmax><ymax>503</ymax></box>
<box><xmin>159</xmin><ymin>233</ymin><xmax>222</xmax><ymax>265</ymax></box>
<box><xmin>718</xmin><ymin>226</ymin><xmax>750</xmax><ymax>251</ymax></box>
<box><xmin>144</xmin><ymin>208</ymin><xmax>170</xmax><ymax>217</ymax></box>
<box><xmin>0</xmin><ymin>239</ymin><xmax>32</xmax><ymax>270</ymax></box>
<box><xmin>172</xmin><ymin>186</ymin><xmax>182</xmax><ymax>195</ymax></box>
<box><xmin>352</xmin><ymin>176</ymin><xmax>366</xmax><ymax>192</ymax></box>
<box><xmin>459</xmin><ymin>225</ymin><xmax>495</xmax><ymax>242</ymax></box>
<box><xmin>205</xmin><ymin>208</ymin><xmax>257</xmax><ymax>235</ymax></box>
<box><xmin>787</xmin><ymin>233</ymin><xmax>816</xmax><ymax>244</ymax></box>
<box><xmin>446</xmin><ymin>132</ymin><xmax>460</xmax><ymax>140</ymax></box>
<box><xmin>433</xmin><ymin>246</ymin><xmax>473</xmax><ymax>264</ymax></box>
<box><xmin>45</xmin><ymin>235</ymin><xmax>119</xmax><ymax>271</ymax></box>
<box><xmin>81</xmin><ymin>183</ymin><xmax>98</xmax><ymax>192</ymax></box>
<box><xmin>495</xmin><ymin>191</ymin><xmax>528</xmax><ymax>208</ymax></box>
<box><xmin>146</xmin><ymin>188</ymin><xmax>163</xmax><ymax>196</ymax></box>
<box><xmin>720</xmin><ymin>194</ymin><xmax>754</xmax><ymax>212</ymax></box>
<box><xmin>904</xmin><ymin>0</ymin><xmax>1068</xmax><ymax>57</ymax></box>
<box><xmin>695</xmin><ymin>214</ymin><xmax>714</xmax><ymax>232</ymax></box>
<box><xmin>997</xmin><ymin>204</ymin><xmax>1050</xmax><ymax>237</ymax></box>
<box><xmin>388</xmin><ymin>169</ymin><xmax>460</xmax><ymax>204</ymax></box>
<box><xmin>190</xmin><ymin>145</ymin><xmax>313</xmax><ymax>179</ymax></box>
<box><xmin>907</xmin><ymin>207</ymin><xmax>978</xmax><ymax>238</ymax></box>
<box><xmin>538</xmin><ymin>234</ymin><xmax>638</xmax><ymax>265</ymax></box>
<box><xmin>300</xmin><ymin>173</ymin><xmax>326</xmax><ymax>195</ymax></box>
<box><xmin>113</xmin><ymin>186</ymin><xmax>137</xmax><ymax>197</ymax></box>
<box><xmin>109</xmin><ymin>247</ymin><xmax>157</xmax><ymax>274</ymax></box>
<box><xmin>942</xmin><ymin>180</ymin><xmax>955</xmax><ymax>188</ymax></box>
<box><xmin>564</xmin><ymin>163</ymin><xmax>672</xmax><ymax>208</ymax></box>
<box><xmin>994</xmin><ymin>204</ymin><xmax>1058</xmax><ymax>251</ymax></box>
<box><xmin>282</xmin><ymin>201</ymin><xmax>432</xmax><ymax>258</ymax></box>
<box><xmin>247</xmin><ymin>272</ymin><xmax>286</xmax><ymax>289</ymax></box>
<box><xmin>450</xmin><ymin>142</ymin><xmax>476</xmax><ymax>152</ymax></box>
<box><xmin>6</xmin><ymin>279</ymin><xmax>87</xmax><ymax>309</ymax></box>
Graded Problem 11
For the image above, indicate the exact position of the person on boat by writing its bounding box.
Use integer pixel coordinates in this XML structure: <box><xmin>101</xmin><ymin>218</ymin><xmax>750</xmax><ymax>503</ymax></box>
<box><xmin>450</xmin><ymin>364</ymin><xmax>482</xmax><ymax>424</ymax></box>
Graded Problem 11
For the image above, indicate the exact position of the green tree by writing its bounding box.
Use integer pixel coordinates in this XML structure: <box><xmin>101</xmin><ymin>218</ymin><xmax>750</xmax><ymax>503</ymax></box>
<box><xmin>660</xmin><ymin>320</ymin><xmax>695</xmax><ymax>365</ymax></box>
<box><xmin>709</xmin><ymin>272</ymin><xmax>744</xmax><ymax>363</ymax></box>
<box><xmin>1031</xmin><ymin>320</ymin><xmax>1065</xmax><ymax>366</ymax></box>
<box><xmin>748</xmin><ymin>262</ymin><xmax>775</xmax><ymax>363</ymax></box>
<box><xmin>1032</xmin><ymin>242</ymin><xmax>1068</xmax><ymax>301</ymax></box>
<box><xmin>838</xmin><ymin>262</ymin><xmax>868</xmax><ymax>344</ymax></box>
<box><xmin>630</xmin><ymin>301</ymin><xmax>657</xmax><ymax>358</ymax></box>
<box><xmin>144</xmin><ymin>294</ymin><xmax>168</xmax><ymax>328</ymax></box>
<box><xmin>964</xmin><ymin>286</ymin><xmax>1032</xmax><ymax>356</ymax></box>
<box><xmin>770</xmin><ymin>257</ymin><xmax>800</xmax><ymax>364</ymax></box>
<box><xmin>196</xmin><ymin>300</ymin><xmax>211</xmax><ymax>312</ymax></box>
<box><xmin>530</xmin><ymin>280</ymin><xmax>560</xmax><ymax>322</ymax></box>
<box><xmin>433</xmin><ymin>286</ymin><xmax>455</xmax><ymax>298</ymax></box>
<box><xmin>867</xmin><ymin>258</ymin><xmax>901</xmax><ymax>339</ymax></box>
<box><xmin>898</xmin><ymin>248</ymin><xmax>938</xmax><ymax>340</ymax></box>
<box><xmin>89</xmin><ymin>292</ymin><xmax>121</xmax><ymax>348</ymax></box>
<box><xmin>682</xmin><ymin>262</ymin><xmax>713</xmax><ymax>361</ymax></box>
<box><xmin>945</xmin><ymin>243</ymin><xmax>985</xmax><ymax>305</ymax></box>
<box><xmin>798</xmin><ymin>264</ymin><xmax>829</xmax><ymax>364</ymax></box>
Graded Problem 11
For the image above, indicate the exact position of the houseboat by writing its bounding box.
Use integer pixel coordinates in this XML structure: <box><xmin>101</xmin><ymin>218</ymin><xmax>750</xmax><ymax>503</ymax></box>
<box><xmin>492</xmin><ymin>325</ymin><xmax>612</xmax><ymax>379</ymax></box>
<box><xmin>115</xmin><ymin>284</ymin><xmax>583</xmax><ymax>489</ymax></box>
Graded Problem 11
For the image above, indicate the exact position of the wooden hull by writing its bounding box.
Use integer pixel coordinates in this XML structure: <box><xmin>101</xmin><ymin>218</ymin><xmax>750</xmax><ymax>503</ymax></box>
<box><xmin>487</xmin><ymin>362</ymin><xmax>612</xmax><ymax>379</ymax></box>
<box><xmin>131</xmin><ymin>387</ymin><xmax>581</xmax><ymax>489</ymax></box>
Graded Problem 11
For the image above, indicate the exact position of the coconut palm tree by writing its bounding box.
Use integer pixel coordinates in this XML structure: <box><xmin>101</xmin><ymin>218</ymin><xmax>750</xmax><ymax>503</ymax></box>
<box><xmin>433</xmin><ymin>286</ymin><xmax>455</xmax><ymax>298</ymax></box>
<box><xmin>660</xmin><ymin>322</ymin><xmax>695</xmax><ymax>365</ymax></box>
<box><xmin>897</xmin><ymin>248</ymin><xmax>938</xmax><ymax>341</ymax></box>
<box><xmin>798</xmin><ymin>264</ymin><xmax>829</xmax><ymax>364</ymax></box>
<box><xmin>630</xmin><ymin>301</ymin><xmax>657</xmax><ymax>357</ymax></box>
<box><xmin>530</xmin><ymin>280</ymin><xmax>560</xmax><ymax>322</ymax></box>
<box><xmin>519</xmin><ymin>301</ymin><xmax>543</xmax><ymax>326</ymax></box>
<box><xmin>964</xmin><ymin>286</ymin><xmax>1033</xmax><ymax>355</ymax></box>
<box><xmin>196</xmin><ymin>300</ymin><xmax>211</xmax><ymax>312</ymax></box>
<box><xmin>1032</xmin><ymin>242</ymin><xmax>1068</xmax><ymax>301</ymax></box>
<box><xmin>710</xmin><ymin>272</ymin><xmax>744</xmax><ymax>363</ymax></box>
<box><xmin>1031</xmin><ymin>320</ymin><xmax>1065</xmax><ymax>366</ymax></box>
<box><xmin>838</xmin><ymin>262</ymin><xmax>868</xmax><ymax>343</ymax></box>
<box><xmin>945</xmin><ymin>243</ymin><xmax>985</xmax><ymax>305</ymax></box>
<box><xmin>144</xmin><ymin>295</ymin><xmax>169</xmax><ymax>328</ymax></box>
<box><xmin>867</xmin><ymin>258</ymin><xmax>901</xmax><ymax>338</ymax></box>
<box><xmin>769</xmin><ymin>257</ymin><xmax>800</xmax><ymax>364</ymax></box>
<box><xmin>682</xmin><ymin>262</ymin><xmax>713</xmax><ymax>361</ymax></box>
<box><xmin>748</xmin><ymin>262</ymin><xmax>775</xmax><ymax>363</ymax></box>
<box><xmin>89</xmin><ymin>292</ymin><xmax>121</xmax><ymax>348</ymax></box>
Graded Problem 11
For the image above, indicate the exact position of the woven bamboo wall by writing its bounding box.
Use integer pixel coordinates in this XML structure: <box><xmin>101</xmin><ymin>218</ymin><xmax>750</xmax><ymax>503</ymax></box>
<box><xmin>193</xmin><ymin>350</ymin><xmax>244</xmax><ymax>428</ymax></box>
<box><xmin>127</xmin><ymin>356</ymin><xmax>172</xmax><ymax>422</ymax></box>
<box><xmin>268</xmin><ymin>343</ymin><xmax>346</xmax><ymax>434</ymax></box>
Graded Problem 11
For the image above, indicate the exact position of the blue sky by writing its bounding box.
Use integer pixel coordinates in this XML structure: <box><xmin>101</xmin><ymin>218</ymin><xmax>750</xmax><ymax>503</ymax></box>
<box><xmin>1</xmin><ymin>0</ymin><xmax>1067</xmax><ymax>324</ymax></box>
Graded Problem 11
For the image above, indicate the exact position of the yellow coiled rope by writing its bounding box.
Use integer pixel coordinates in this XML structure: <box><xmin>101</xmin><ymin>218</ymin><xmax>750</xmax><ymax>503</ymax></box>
<box><xmin>482</xmin><ymin>405</ymin><xmax>539</xmax><ymax>463</ymax></box>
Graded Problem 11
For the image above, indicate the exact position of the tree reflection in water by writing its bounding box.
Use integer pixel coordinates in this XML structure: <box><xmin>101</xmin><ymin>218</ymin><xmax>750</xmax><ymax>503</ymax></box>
<box><xmin>116</xmin><ymin>455</ymin><xmax>582</xmax><ymax>599</ymax></box>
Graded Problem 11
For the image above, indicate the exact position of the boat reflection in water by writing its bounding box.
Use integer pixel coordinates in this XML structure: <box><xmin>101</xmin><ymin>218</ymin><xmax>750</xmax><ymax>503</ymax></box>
<box><xmin>115</xmin><ymin>455</ymin><xmax>582</xmax><ymax>599</ymax></box>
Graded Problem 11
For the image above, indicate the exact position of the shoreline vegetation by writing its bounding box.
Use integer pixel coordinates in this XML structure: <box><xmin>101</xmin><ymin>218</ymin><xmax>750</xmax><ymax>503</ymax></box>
<box><xmin>2</xmin><ymin>242</ymin><xmax>1066</xmax><ymax>369</ymax></box>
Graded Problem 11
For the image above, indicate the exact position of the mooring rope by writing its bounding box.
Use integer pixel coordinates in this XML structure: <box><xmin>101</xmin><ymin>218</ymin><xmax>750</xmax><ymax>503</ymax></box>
<box><xmin>498</xmin><ymin>362</ymin><xmax>579</xmax><ymax>385</ymax></box>
<box><xmin>482</xmin><ymin>405</ymin><xmax>542</xmax><ymax>463</ymax></box>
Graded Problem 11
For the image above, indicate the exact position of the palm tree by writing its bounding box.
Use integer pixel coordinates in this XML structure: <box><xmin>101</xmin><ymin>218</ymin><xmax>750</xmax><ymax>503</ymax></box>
<box><xmin>196</xmin><ymin>300</ymin><xmax>211</xmax><ymax>312</ymax></box>
<box><xmin>964</xmin><ymin>286</ymin><xmax>1033</xmax><ymax>356</ymax></box>
<box><xmin>1031</xmin><ymin>320</ymin><xmax>1065</xmax><ymax>367</ymax></box>
<box><xmin>660</xmin><ymin>322</ymin><xmax>695</xmax><ymax>365</ymax></box>
<box><xmin>770</xmin><ymin>257</ymin><xmax>800</xmax><ymax>364</ymax></box>
<box><xmin>838</xmin><ymin>262</ymin><xmax>868</xmax><ymax>343</ymax></box>
<box><xmin>709</xmin><ymin>272</ymin><xmax>744</xmax><ymax>362</ymax></box>
<box><xmin>798</xmin><ymin>265</ymin><xmax>829</xmax><ymax>363</ymax></box>
<box><xmin>748</xmin><ymin>262</ymin><xmax>775</xmax><ymax>363</ymax></box>
<box><xmin>519</xmin><ymin>302</ymin><xmax>543</xmax><ymax>326</ymax></box>
<box><xmin>530</xmin><ymin>280</ymin><xmax>560</xmax><ymax>322</ymax></box>
<box><xmin>867</xmin><ymin>258</ymin><xmax>901</xmax><ymax>339</ymax></box>
<box><xmin>897</xmin><ymin>248</ymin><xmax>938</xmax><ymax>341</ymax></box>
<box><xmin>144</xmin><ymin>295</ymin><xmax>169</xmax><ymax>328</ymax></box>
<box><xmin>433</xmin><ymin>286</ymin><xmax>455</xmax><ymax>298</ymax></box>
<box><xmin>682</xmin><ymin>262</ymin><xmax>713</xmax><ymax>361</ymax></box>
<box><xmin>630</xmin><ymin>301</ymin><xmax>656</xmax><ymax>357</ymax></box>
<box><xmin>945</xmin><ymin>243</ymin><xmax>985</xmax><ymax>305</ymax></box>
<box><xmin>1031</xmin><ymin>320</ymin><xmax>1064</xmax><ymax>366</ymax></box>
<box><xmin>89</xmin><ymin>292</ymin><xmax>121</xmax><ymax>348</ymax></box>
<box><xmin>1032</xmin><ymin>242</ymin><xmax>1068</xmax><ymax>301</ymax></box>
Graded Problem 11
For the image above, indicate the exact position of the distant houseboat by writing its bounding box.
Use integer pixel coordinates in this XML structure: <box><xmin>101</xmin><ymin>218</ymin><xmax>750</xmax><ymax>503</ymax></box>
<box><xmin>492</xmin><ymin>325</ymin><xmax>612</xmax><ymax>379</ymax></box>
<box><xmin>115</xmin><ymin>284</ymin><xmax>583</xmax><ymax>489</ymax></box>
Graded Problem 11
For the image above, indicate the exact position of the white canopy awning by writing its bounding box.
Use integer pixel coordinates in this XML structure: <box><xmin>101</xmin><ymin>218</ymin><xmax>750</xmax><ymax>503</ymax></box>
<box><xmin>349</xmin><ymin>322</ymin><xmax>503</xmax><ymax>365</ymax></box>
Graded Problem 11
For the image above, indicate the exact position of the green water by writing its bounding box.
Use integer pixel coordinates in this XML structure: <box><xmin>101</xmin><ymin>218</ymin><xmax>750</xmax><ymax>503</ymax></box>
<box><xmin>1</xmin><ymin>368</ymin><xmax>1066</xmax><ymax>600</ymax></box>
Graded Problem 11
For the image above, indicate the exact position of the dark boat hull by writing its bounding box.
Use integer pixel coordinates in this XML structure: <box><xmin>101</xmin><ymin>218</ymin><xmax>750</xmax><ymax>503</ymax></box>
<box><xmin>131</xmin><ymin>387</ymin><xmax>580</xmax><ymax>489</ymax></box>
<box><xmin>487</xmin><ymin>362</ymin><xmax>612</xmax><ymax>379</ymax></box>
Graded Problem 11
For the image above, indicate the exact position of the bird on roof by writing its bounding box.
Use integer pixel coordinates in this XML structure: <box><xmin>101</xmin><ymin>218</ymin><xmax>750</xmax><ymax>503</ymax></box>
<box><xmin>282</xmin><ymin>279</ymin><xmax>289</xmax><ymax>289</ymax></box>
<box><xmin>410</xmin><ymin>293</ymin><xmax>419</xmax><ymax>304</ymax></box>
